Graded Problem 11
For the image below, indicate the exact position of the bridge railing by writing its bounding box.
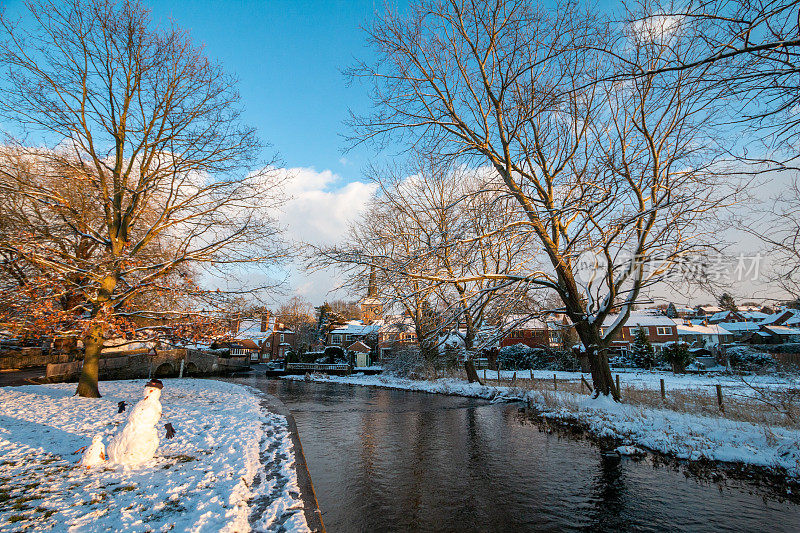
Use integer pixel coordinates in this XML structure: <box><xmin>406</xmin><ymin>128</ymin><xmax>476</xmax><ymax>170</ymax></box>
<box><xmin>285</xmin><ymin>362</ymin><xmax>351</xmax><ymax>372</ymax></box>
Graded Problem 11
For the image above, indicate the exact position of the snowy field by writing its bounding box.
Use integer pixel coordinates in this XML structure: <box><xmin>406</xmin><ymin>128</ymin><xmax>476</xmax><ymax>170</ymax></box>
<box><xmin>0</xmin><ymin>379</ymin><xmax>309</xmax><ymax>532</ymax></box>
<box><xmin>483</xmin><ymin>368</ymin><xmax>800</xmax><ymax>396</ymax></box>
<box><xmin>291</xmin><ymin>373</ymin><xmax>800</xmax><ymax>483</ymax></box>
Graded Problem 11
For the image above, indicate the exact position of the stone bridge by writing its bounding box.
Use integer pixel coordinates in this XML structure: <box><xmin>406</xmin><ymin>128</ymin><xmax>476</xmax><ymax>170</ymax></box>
<box><xmin>45</xmin><ymin>348</ymin><xmax>249</xmax><ymax>382</ymax></box>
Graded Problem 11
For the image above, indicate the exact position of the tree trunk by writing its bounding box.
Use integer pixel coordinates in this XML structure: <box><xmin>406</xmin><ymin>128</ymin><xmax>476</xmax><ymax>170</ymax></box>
<box><xmin>76</xmin><ymin>322</ymin><xmax>104</xmax><ymax>398</ymax></box>
<box><xmin>576</xmin><ymin>325</ymin><xmax>619</xmax><ymax>401</ymax></box>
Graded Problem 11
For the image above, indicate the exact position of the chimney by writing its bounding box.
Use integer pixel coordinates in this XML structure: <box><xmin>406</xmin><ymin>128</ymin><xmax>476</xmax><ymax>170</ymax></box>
<box><xmin>260</xmin><ymin>310</ymin><xmax>270</xmax><ymax>332</ymax></box>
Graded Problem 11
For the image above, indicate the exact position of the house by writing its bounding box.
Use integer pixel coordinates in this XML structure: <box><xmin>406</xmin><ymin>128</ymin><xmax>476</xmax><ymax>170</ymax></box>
<box><xmin>706</xmin><ymin>310</ymin><xmax>749</xmax><ymax>324</ymax></box>
<box><xmin>693</xmin><ymin>305</ymin><xmax>723</xmax><ymax>317</ymax></box>
<box><xmin>759</xmin><ymin>308</ymin><xmax>800</xmax><ymax>328</ymax></box>
<box><xmin>326</xmin><ymin>321</ymin><xmax>379</xmax><ymax>348</ymax></box>
<box><xmin>748</xmin><ymin>325</ymin><xmax>800</xmax><ymax>344</ymax></box>
<box><xmin>234</xmin><ymin>313</ymin><xmax>294</xmax><ymax>362</ymax></box>
<box><xmin>673</xmin><ymin>320</ymin><xmax>734</xmax><ymax>349</ymax></box>
<box><xmin>602</xmin><ymin>312</ymin><xmax>679</xmax><ymax>355</ymax></box>
<box><xmin>500</xmin><ymin>315</ymin><xmax>550</xmax><ymax>349</ymax></box>
<box><xmin>229</xmin><ymin>339</ymin><xmax>261</xmax><ymax>359</ymax></box>
<box><xmin>710</xmin><ymin>320</ymin><xmax>759</xmax><ymax>340</ymax></box>
<box><xmin>376</xmin><ymin>314</ymin><xmax>417</xmax><ymax>359</ymax></box>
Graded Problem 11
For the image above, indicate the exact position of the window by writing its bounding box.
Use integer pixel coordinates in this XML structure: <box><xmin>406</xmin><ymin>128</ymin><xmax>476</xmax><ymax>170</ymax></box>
<box><xmin>656</xmin><ymin>326</ymin><xmax>672</xmax><ymax>335</ymax></box>
<box><xmin>511</xmin><ymin>330</ymin><xmax>523</xmax><ymax>339</ymax></box>
<box><xmin>280</xmin><ymin>333</ymin><xmax>284</xmax><ymax>343</ymax></box>
<box><xmin>331</xmin><ymin>334</ymin><xmax>341</xmax><ymax>345</ymax></box>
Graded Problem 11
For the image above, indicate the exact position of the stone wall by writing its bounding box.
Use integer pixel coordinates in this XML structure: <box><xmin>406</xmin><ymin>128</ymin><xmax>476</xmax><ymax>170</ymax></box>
<box><xmin>0</xmin><ymin>348</ymin><xmax>77</xmax><ymax>370</ymax></box>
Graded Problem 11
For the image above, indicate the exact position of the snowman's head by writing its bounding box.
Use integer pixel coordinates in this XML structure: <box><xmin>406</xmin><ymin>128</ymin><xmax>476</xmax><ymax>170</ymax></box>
<box><xmin>143</xmin><ymin>385</ymin><xmax>162</xmax><ymax>401</ymax></box>
<box><xmin>92</xmin><ymin>435</ymin><xmax>103</xmax><ymax>444</ymax></box>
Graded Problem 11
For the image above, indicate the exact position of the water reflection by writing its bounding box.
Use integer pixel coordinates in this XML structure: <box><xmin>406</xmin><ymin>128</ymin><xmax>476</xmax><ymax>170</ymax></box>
<box><xmin>235</xmin><ymin>378</ymin><xmax>800</xmax><ymax>533</ymax></box>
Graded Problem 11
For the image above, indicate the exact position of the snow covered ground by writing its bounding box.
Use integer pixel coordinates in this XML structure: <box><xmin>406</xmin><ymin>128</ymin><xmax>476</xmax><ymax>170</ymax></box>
<box><xmin>482</xmin><ymin>368</ymin><xmax>800</xmax><ymax>396</ymax></box>
<box><xmin>0</xmin><ymin>379</ymin><xmax>309</xmax><ymax>532</ymax></box>
<box><xmin>290</xmin><ymin>373</ymin><xmax>800</xmax><ymax>483</ymax></box>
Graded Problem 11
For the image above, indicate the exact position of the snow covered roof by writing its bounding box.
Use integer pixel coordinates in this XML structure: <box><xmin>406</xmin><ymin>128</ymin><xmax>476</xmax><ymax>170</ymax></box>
<box><xmin>347</xmin><ymin>340</ymin><xmax>371</xmax><ymax>353</ymax></box>
<box><xmin>763</xmin><ymin>325</ymin><xmax>800</xmax><ymax>336</ymax></box>
<box><xmin>602</xmin><ymin>312</ymin><xmax>675</xmax><ymax>328</ymax></box>
<box><xmin>714</xmin><ymin>321</ymin><xmax>759</xmax><ymax>332</ymax></box>
<box><xmin>759</xmin><ymin>309</ymin><xmax>800</xmax><ymax>327</ymax></box>
<box><xmin>673</xmin><ymin>321</ymin><xmax>732</xmax><ymax>336</ymax></box>
<box><xmin>232</xmin><ymin>339</ymin><xmax>260</xmax><ymax>351</ymax></box>
<box><xmin>330</xmin><ymin>321</ymin><xmax>380</xmax><ymax>335</ymax></box>
<box><xmin>361</xmin><ymin>297</ymin><xmax>382</xmax><ymax>305</ymax></box>
<box><xmin>376</xmin><ymin>315</ymin><xmax>416</xmax><ymax>333</ymax></box>
<box><xmin>696</xmin><ymin>305</ymin><xmax>722</xmax><ymax>313</ymax></box>
<box><xmin>706</xmin><ymin>310</ymin><xmax>747</xmax><ymax>323</ymax></box>
<box><xmin>503</xmin><ymin>314</ymin><xmax>547</xmax><ymax>330</ymax></box>
<box><xmin>236</xmin><ymin>319</ymin><xmax>271</xmax><ymax>340</ymax></box>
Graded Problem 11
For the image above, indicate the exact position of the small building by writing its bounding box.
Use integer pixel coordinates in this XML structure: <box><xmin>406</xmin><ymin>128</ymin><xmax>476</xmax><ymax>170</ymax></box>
<box><xmin>348</xmin><ymin>340</ymin><xmax>372</xmax><ymax>367</ymax></box>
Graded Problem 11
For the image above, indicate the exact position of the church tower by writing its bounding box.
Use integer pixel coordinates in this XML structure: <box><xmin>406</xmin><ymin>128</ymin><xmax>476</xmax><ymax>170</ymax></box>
<box><xmin>360</xmin><ymin>267</ymin><xmax>383</xmax><ymax>324</ymax></box>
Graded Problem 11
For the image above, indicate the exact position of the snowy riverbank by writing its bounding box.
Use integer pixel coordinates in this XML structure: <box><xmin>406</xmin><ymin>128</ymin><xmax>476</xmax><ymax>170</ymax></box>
<box><xmin>0</xmin><ymin>379</ymin><xmax>309</xmax><ymax>532</ymax></box>
<box><xmin>289</xmin><ymin>372</ymin><xmax>800</xmax><ymax>484</ymax></box>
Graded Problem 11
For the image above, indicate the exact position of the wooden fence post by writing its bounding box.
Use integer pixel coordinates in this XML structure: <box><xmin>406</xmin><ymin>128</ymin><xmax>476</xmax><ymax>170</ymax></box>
<box><xmin>616</xmin><ymin>374</ymin><xmax>620</xmax><ymax>398</ymax></box>
<box><xmin>512</xmin><ymin>371</ymin><xmax>516</xmax><ymax>386</ymax></box>
<box><xmin>716</xmin><ymin>384</ymin><xmax>724</xmax><ymax>412</ymax></box>
<box><xmin>553</xmin><ymin>374</ymin><xmax>557</xmax><ymax>391</ymax></box>
<box><xmin>660</xmin><ymin>378</ymin><xmax>665</xmax><ymax>400</ymax></box>
<box><xmin>484</xmin><ymin>368</ymin><xmax>486</xmax><ymax>383</ymax></box>
<box><xmin>530</xmin><ymin>368</ymin><xmax>533</xmax><ymax>381</ymax></box>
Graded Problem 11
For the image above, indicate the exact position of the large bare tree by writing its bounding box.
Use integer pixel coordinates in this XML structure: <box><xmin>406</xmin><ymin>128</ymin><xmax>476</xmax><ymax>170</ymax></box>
<box><xmin>324</xmin><ymin>157</ymin><xmax>537</xmax><ymax>356</ymax></box>
<box><xmin>0</xmin><ymin>0</ymin><xmax>287</xmax><ymax>397</ymax></box>
<box><xmin>349</xmin><ymin>0</ymin><xmax>729</xmax><ymax>397</ymax></box>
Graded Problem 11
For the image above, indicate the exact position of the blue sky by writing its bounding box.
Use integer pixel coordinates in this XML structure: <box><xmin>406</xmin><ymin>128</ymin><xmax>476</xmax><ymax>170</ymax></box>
<box><xmin>144</xmin><ymin>0</ymin><xmax>393</xmax><ymax>177</ymax></box>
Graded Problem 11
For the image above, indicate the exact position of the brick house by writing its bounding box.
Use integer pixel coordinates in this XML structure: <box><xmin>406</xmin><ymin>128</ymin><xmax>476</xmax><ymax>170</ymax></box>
<box><xmin>602</xmin><ymin>312</ymin><xmax>679</xmax><ymax>355</ymax></box>
<box><xmin>500</xmin><ymin>315</ymin><xmax>551</xmax><ymax>349</ymax></box>
<box><xmin>233</xmin><ymin>313</ymin><xmax>295</xmax><ymax>362</ymax></box>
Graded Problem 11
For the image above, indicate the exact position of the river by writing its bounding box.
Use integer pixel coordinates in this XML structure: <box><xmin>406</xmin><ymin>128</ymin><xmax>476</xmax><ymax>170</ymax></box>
<box><xmin>235</xmin><ymin>377</ymin><xmax>800</xmax><ymax>532</ymax></box>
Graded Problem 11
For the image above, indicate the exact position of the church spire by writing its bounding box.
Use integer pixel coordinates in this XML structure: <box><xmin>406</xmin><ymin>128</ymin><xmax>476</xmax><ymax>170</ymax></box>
<box><xmin>367</xmin><ymin>266</ymin><xmax>377</xmax><ymax>298</ymax></box>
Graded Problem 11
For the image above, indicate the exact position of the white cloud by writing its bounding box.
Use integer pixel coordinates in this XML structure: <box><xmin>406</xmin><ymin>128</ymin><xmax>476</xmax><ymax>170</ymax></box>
<box><xmin>274</xmin><ymin>167</ymin><xmax>377</xmax><ymax>304</ymax></box>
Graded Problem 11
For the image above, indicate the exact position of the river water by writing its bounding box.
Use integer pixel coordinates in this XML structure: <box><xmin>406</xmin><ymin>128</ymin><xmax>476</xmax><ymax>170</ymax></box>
<box><xmin>237</xmin><ymin>377</ymin><xmax>800</xmax><ymax>532</ymax></box>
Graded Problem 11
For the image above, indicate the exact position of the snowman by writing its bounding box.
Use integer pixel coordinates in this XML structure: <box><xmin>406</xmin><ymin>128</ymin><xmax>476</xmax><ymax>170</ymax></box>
<box><xmin>107</xmin><ymin>379</ymin><xmax>165</xmax><ymax>466</ymax></box>
<box><xmin>79</xmin><ymin>435</ymin><xmax>107</xmax><ymax>467</ymax></box>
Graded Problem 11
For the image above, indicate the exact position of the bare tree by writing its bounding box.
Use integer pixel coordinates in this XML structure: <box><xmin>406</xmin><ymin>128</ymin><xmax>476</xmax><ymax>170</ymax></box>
<box><xmin>349</xmin><ymin>0</ymin><xmax>729</xmax><ymax>397</ymax></box>
<box><xmin>276</xmin><ymin>296</ymin><xmax>317</xmax><ymax>352</ymax></box>
<box><xmin>611</xmin><ymin>0</ymin><xmax>800</xmax><ymax>161</ymax></box>
<box><xmin>320</xmin><ymin>156</ymin><xmax>538</xmax><ymax>360</ymax></box>
<box><xmin>0</xmin><ymin>0</ymin><xmax>287</xmax><ymax>397</ymax></box>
